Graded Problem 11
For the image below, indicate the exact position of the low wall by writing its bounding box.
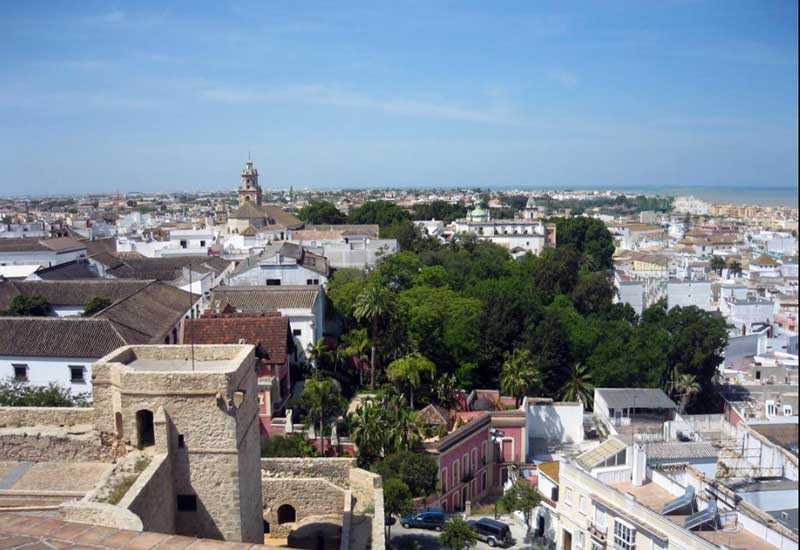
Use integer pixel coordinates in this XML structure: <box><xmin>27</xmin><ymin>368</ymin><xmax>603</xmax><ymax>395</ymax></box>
<box><xmin>0</xmin><ymin>407</ymin><xmax>94</xmax><ymax>428</ymax></box>
<box><xmin>120</xmin><ymin>453</ymin><xmax>175</xmax><ymax>534</ymax></box>
<box><xmin>262</xmin><ymin>477</ymin><xmax>346</xmax><ymax>537</ymax></box>
<box><xmin>61</xmin><ymin>501</ymin><xmax>143</xmax><ymax>531</ymax></box>
<box><xmin>260</xmin><ymin>457</ymin><xmax>356</xmax><ymax>488</ymax></box>
<box><xmin>0</xmin><ymin>428</ymin><xmax>114</xmax><ymax>462</ymax></box>
<box><xmin>348</xmin><ymin>468</ymin><xmax>381</xmax><ymax>513</ymax></box>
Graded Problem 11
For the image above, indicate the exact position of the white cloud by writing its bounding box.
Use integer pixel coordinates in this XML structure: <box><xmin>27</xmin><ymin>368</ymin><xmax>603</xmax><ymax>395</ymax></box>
<box><xmin>198</xmin><ymin>83</ymin><xmax>525</xmax><ymax>126</ymax></box>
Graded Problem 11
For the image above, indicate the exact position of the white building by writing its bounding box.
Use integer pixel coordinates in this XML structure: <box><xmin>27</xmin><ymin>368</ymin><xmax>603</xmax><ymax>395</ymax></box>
<box><xmin>208</xmin><ymin>286</ymin><xmax>326</xmax><ymax>358</ymax></box>
<box><xmin>673</xmin><ymin>195</ymin><xmax>711</xmax><ymax>215</ymax></box>
<box><xmin>667</xmin><ymin>280</ymin><xmax>714</xmax><ymax>311</ymax></box>
<box><xmin>0</xmin><ymin>237</ymin><xmax>87</xmax><ymax>267</ymax></box>
<box><xmin>452</xmin><ymin>208</ymin><xmax>554</xmax><ymax>254</ymax></box>
<box><xmin>227</xmin><ymin>243</ymin><xmax>330</xmax><ymax>287</ymax></box>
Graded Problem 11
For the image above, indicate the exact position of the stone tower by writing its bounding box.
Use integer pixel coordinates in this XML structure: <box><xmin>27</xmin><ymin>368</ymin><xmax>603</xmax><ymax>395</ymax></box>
<box><xmin>238</xmin><ymin>158</ymin><xmax>262</xmax><ymax>206</ymax></box>
<box><xmin>91</xmin><ymin>345</ymin><xmax>264</xmax><ymax>543</ymax></box>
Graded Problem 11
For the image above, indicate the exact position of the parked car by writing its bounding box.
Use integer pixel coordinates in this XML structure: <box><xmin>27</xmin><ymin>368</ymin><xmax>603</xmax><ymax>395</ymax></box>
<box><xmin>400</xmin><ymin>510</ymin><xmax>446</xmax><ymax>531</ymax></box>
<box><xmin>468</xmin><ymin>518</ymin><xmax>515</xmax><ymax>547</ymax></box>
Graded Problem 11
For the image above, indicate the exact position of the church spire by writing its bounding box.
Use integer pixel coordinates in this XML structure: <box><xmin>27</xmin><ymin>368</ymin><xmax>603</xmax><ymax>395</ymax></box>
<box><xmin>238</xmin><ymin>157</ymin><xmax>262</xmax><ymax>206</ymax></box>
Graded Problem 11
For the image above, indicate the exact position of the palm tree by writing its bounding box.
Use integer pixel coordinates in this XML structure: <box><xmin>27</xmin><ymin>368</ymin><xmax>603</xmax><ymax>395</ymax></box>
<box><xmin>432</xmin><ymin>372</ymin><xmax>458</xmax><ymax>409</ymax></box>
<box><xmin>342</xmin><ymin>327</ymin><xmax>371</xmax><ymax>386</ymax></box>
<box><xmin>710</xmin><ymin>255</ymin><xmax>726</xmax><ymax>275</ymax></box>
<box><xmin>500</xmin><ymin>349</ymin><xmax>541</xmax><ymax>407</ymax></box>
<box><xmin>301</xmin><ymin>377</ymin><xmax>345</xmax><ymax>454</ymax></box>
<box><xmin>673</xmin><ymin>373</ymin><xmax>700</xmax><ymax>414</ymax></box>
<box><xmin>354</xmin><ymin>284</ymin><xmax>395</xmax><ymax>390</ymax></box>
<box><xmin>306</xmin><ymin>338</ymin><xmax>329</xmax><ymax>371</ymax></box>
<box><xmin>350</xmin><ymin>399</ymin><xmax>388</xmax><ymax>465</ymax></box>
<box><xmin>730</xmin><ymin>260</ymin><xmax>743</xmax><ymax>278</ymax></box>
<box><xmin>559</xmin><ymin>363</ymin><xmax>594</xmax><ymax>408</ymax></box>
<box><xmin>387</xmin><ymin>407</ymin><xmax>422</xmax><ymax>452</ymax></box>
<box><xmin>387</xmin><ymin>353</ymin><xmax>436</xmax><ymax>409</ymax></box>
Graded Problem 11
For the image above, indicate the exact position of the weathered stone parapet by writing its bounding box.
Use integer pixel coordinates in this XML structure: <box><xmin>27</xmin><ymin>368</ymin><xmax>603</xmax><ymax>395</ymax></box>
<box><xmin>60</xmin><ymin>501</ymin><xmax>144</xmax><ymax>531</ymax></box>
<box><xmin>260</xmin><ymin>457</ymin><xmax>356</xmax><ymax>488</ymax></box>
<box><xmin>0</xmin><ymin>407</ymin><xmax>94</xmax><ymax>428</ymax></box>
<box><xmin>0</xmin><ymin>427</ymin><xmax>115</xmax><ymax>462</ymax></box>
<box><xmin>261</xmin><ymin>478</ymin><xmax>346</xmax><ymax>537</ymax></box>
<box><xmin>120</xmin><ymin>453</ymin><xmax>175</xmax><ymax>534</ymax></box>
<box><xmin>348</xmin><ymin>468</ymin><xmax>382</xmax><ymax>513</ymax></box>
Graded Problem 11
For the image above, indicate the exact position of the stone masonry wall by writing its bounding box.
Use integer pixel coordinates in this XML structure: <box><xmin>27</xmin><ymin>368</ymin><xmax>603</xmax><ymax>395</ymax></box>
<box><xmin>261</xmin><ymin>478</ymin><xmax>345</xmax><ymax>537</ymax></box>
<box><xmin>0</xmin><ymin>429</ymin><xmax>114</xmax><ymax>462</ymax></box>
<box><xmin>121</xmin><ymin>453</ymin><xmax>175</xmax><ymax>534</ymax></box>
<box><xmin>0</xmin><ymin>407</ymin><xmax>95</xmax><ymax>428</ymax></box>
<box><xmin>260</xmin><ymin>457</ymin><xmax>356</xmax><ymax>488</ymax></box>
<box><xmin>348</xmin><ymin>468</ymin><xmax>381</xmax><ymax>513</ymax></box>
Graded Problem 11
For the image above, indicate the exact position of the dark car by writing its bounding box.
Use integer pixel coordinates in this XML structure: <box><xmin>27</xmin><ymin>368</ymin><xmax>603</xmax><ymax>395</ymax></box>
<box><xmin>468</xmin><ymin>518</ymin><xmax>515</xmax><ymax>547</ymax></box>
<box><xmin>400</xmin><ymin>510</ymin><xmax>446</xmax><ymax>531</ymax></box>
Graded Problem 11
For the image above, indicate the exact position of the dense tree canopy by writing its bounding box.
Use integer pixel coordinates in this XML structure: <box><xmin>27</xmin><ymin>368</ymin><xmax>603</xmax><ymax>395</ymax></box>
<box><xmin>348</xmin><ymin>200</ymin><xmax>410</xmax><ymax>227</ymax></box>
<box><xmin>3</xmin><ymin>294</ymin><xmax>51</xmax><ymax>316</ymax></box>
<box><xmin>327</xmin><ymin>214</ymin><xmax>729</xmax><ymax>413</ymax></box>
<box><xmin>299</xmin><ymin>200</ymin><xmax>347</xmax><ymax>224</ymax></box>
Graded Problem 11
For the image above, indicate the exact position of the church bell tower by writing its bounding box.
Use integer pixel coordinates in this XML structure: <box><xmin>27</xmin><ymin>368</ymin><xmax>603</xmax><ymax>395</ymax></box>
<box><xmin>238</xmin><ymin>157</ymin><xmax>262</xmax><ymax>206</ymax></box>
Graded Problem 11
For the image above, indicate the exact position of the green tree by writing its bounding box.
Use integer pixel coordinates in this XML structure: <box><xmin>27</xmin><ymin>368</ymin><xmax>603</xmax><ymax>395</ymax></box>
<box><xmin>710</xmin><ymin>255</ymin><xmax>726</xmax><ymax>275</ymax></box>
<box><xmin>4</xmin><ymin>294</ymin><xmax>51</xmax><ymax>316</ymax></box>
<box><xmin>383</xmin><ymin>478</ymin><xmax>413</xmax><ymax>540</ymax></box>
<box><xmin>499</xmin><ymin>479</ymin><xmax>542</xmax><ymax>542</ymax></box>
<box><xmin>387</xmin><ymin>353</ymin><xmax>436</xmax><ymax>409</ymax></box>
<box><xmin>301</xmin><ymin>377</ymin><xmax>346</xmax><ymax>454</ymax></box>
<box><xmin>440</xmin><ymin>517</ymin><xmax>478</xmax><ymax>550</ymax></box>
<box><xmin>348</xmin><ymin>200</ymin><xmax>410</xmax><ymax>226</ymax></box>
<box><xmin>432</xmin><ymin>372</ymin><xmax>459</xmax><ymax>409</ymax></box>
<box><xmin>354</xmin><ymin>284</ymin><xmax>395</xmax><ymax>389</ymax></box>
<box><xmin>499</xmin><ymin>349</ymin><xmax>541</xmax><ymax>407</ymax></box>
<box><xmin>349</xmin><ymin>398</ymin><xmax>387</xmax><ymax>466</ymax></box>
<box><xmin>671</xmin><ymin>373</ymin><xmax>701</xmax><ymax>414</ymax></box>
<box><xmin>261</xmin><ymin>434</ymin><xmax>318</xmax><ymax>457</ymax></box>
<box><xmin>374</xmin><ymin>450</ymin><xmax>439</xmax><ymax>497</ymax></box>
<box><xmin>342</xmin><ymin>327</ymin><xmax>371</xmax><ymax>386</ymax></box>
<box><xmin>0</xmin><ymin>378</ymin><xmax>87</xmax><ymax>407</ymax></box>
<box><xmin>559</xmin><ymin>363</ymin><xmax>594</xmax><ymax>407</ymax></box>
<box><xmin>571</xmin><ymin>272</ymin><xmax>614</xmax><ymax>316</ymax></box>
<box><xmin>553</xmin><ymin>217</ymin><xmax>615</xmax><ymax>270</ymax></box>
<box><xmin>327</xmin><ymin>268</ymin><xmax>369</xmax><ymax>325</ymax></box>
<box><xmin>527</xmin><ymin>312</ymin><xmax>574</xmax><ymax>395</ymax></box>
<box><xmin>298</xmin><ymin>200</ymin><xmax>347</xmax><ymax>224</ymax></box>
<box><xmin>83</xmin><ymin>296</ymin><xmax>112</xmax><ymax>316</ymax></box>
<box><xmin>729</xmin><ymin>260</ymin><xmax>743</xmax><ymax>277</ymax></box>
<box><xmin>306</xmin><ymin>337</ymin><xmax>330</xmax><ymax>370</ymax></box>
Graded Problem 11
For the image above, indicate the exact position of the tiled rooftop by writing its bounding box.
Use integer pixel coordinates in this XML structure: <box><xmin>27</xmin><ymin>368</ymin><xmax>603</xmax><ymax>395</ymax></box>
<box><xmin>0</xmin><ymin>513</ymin><xmax>282</xmax><ymax>550</ymax></box>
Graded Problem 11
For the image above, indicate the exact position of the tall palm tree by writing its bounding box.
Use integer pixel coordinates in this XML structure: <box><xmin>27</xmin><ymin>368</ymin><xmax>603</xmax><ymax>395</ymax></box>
<box><xmin>673</xmin><ymin>373</ymin><xmax>701</xmax><ymax>414</ymax></box>
<box><xmin>350</xmin><ymin>399</ymin><xmax>388</xmax><ymax>465</ymax></box>
<box><xmin>342</xmin><ymin>327</ymin><xmax>371</xmax><ymax>386</ymax></box>
<box><xmin>354</xmin><ymin>284</ymin><xmax>395</xmax><ymax>390</ymax></box>
<box><xmin>387</xmin><ymin>407</ymin><xmax>422</xmax><ymax>452</ymax></box>
<box><xmin>301</xmin><ymin>377</ymin><xmax>345</xmax><ymax>454</ymax></box>
<box><xmin>305</xmin><ymin>338</ymin><xmax>330</xmax><ymax>371</ymax></box>
<box><xmin>730</xmin><ymin>260</ymin><xmax>743</xmax><ymax>278</ymax></box>
<box><xmin>387</xmin><ymin>353</ymin><xmax>436</xmax><ymax>409</ymax></box>
<box><xmin>500</xmin><ymin>349</ymin><xmax>541</xmax><ymax>407</ymax></box>
<box><xmin>559</xmin><ymin>363</ymin><xmax>594</xmax><ymax>408</ymax></box>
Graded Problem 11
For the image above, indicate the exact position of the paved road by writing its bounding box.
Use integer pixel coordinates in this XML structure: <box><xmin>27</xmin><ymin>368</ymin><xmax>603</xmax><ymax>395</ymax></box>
<box><xmin>388</xmin><ymin>514</ymin><xmax>531</xmax><ymax>550</ymax></box>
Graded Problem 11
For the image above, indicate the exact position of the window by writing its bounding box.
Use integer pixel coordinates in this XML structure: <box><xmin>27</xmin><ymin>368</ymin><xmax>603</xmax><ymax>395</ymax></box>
<box><xmin>200</xmin><ymin>240</ymin><xmax>206</xmax><ymax>247</ymax></box>
<box><xmin>441</xmin><ymin>468</ymin><xmax>448</xmax><ymax>493</ymax></box>
<box><xmin>177</xmin><ymin>494</ymin><xmax>197</xmax><ymax>512</ymax></box>
<box><xmin>266</xmin><ymin>279</ymin><xmax>281</xmax><ymax>286</ymax></box>
<box><xmin>178</xmin><ymin>434</ymin><xmax>185</xmax><ymax>448</ymax></box>
<box><xmin>293</xmin><ymin>329</ymin><xmax>302</xmax><ymax>337</ymax></box>
<box><xmin>576</xmin><ymin>531</ymin><xmax>585</xmax><ymax>550</ymax></box>
<box><xmin>481</xmin><ymin>471</ymin><xmax>487</xmax><ymax>493</ymax></box>
<box><xmin>313</xmin><ymin>278</ymin><xmax>319</xmax><ymax>285</ymax></box>
<box><xmin>472</xmin><ymin>448</ymin><xmax>478</xmax><ymax>471</ymax></box>
<box><xmin>306</xmin><ymin>279</ymin><xmax>313</xmax><ymax>285</ymax></box>
<box><xmin>565</xmin><ymin>487</ymin><xmax>573</xmax><ymax>506</ymax></box>
<box><xmin>579</xmin><ymin>495</ymin><xmax>587</xmax><ymax>515</ymax></box>
<box><xmin>179</xmin><ymin>240</ymin><xmax>188</xmax><ymax>249</ymax></box>
<box><xmin>453</xmin><ymin>461</ymin><xmax>459</xmax><ymax>488</ymax></box>
<box><xmin>592</xmin><ymin>542</ymin><xmax>605</xmax><ymax>550</ymax></box>
<box><xmin>12</xmin><ymin>364</ymin><xmax>28</xmax><ymax>381</ymax></box>
<box><xmin>594</xmin><ymin>508</ymin><xmax>607</xmax><ymax>530</ymax></box>
<box><xmin>613</xmin><ymin>521</ymin><xmax>636</xmax><ymax>550</ymax></box>
<box><xmin>69</xmin><ymin>366</ymin><xmax>86</xmax><ymax>384</ymax></box>
<box><xmin>463</xmin><ymin>453</ymin><xmax>469</xmax><ymax>476</ymax></box>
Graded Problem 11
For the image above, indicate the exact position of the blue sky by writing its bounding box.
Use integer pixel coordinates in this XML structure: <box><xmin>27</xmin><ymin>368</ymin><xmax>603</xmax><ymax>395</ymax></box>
<box><xmin>1</xmin><ymin>1</ymin><xmax>797</xmax><ymax>195</ymax></box>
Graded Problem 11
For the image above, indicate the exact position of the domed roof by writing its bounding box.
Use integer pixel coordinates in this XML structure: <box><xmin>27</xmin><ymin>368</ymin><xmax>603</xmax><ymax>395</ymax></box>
<box><xmin>470</xmin><ymin>207</ymin><xmax>487</xmax><ymax>217</ymax></box>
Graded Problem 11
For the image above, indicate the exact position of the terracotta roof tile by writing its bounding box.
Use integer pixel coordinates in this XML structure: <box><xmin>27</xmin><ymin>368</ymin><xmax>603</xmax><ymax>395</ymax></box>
<box><xmin>186</xmin><ymin>313</ymin><xmax>291</xmax><ymax>365</ymax></box>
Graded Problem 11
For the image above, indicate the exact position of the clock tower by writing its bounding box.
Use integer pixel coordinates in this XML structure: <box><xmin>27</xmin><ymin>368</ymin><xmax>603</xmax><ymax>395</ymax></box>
<box><xmin>238</xmin><ymin>158</ymin><xmax>262</xmax><ymax>206</ymax></box>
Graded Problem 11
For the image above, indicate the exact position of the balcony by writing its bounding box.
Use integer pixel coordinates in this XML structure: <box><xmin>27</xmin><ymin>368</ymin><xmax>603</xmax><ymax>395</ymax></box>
<box><xmin>588</xmin><ymin>521</ymin><xmax>607</xmax><ymax>542</ymax></box>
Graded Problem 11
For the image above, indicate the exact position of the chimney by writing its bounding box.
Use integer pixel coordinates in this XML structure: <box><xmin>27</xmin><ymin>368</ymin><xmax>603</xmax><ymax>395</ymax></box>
<box><xmin>632</xmin><ymin>443</ymin><xmax>647</xmax><ymax>486</ymax></box>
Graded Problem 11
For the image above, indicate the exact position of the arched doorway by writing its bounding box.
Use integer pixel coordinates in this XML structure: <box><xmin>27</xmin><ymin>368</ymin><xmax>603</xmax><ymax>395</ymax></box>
<box><xmin>277</xmin><ymin>504</ymin><xmax>296</xmax><ymax>524</ymax></box>
<box><xmin>115</xmin><ymin>412</ymin><xmax>124</xmax><ymax>438</ymax></box>
<box><xmin>136</xmin><ymin>409</ymin><xmax>155</xmax><ymax>448</ymax></box>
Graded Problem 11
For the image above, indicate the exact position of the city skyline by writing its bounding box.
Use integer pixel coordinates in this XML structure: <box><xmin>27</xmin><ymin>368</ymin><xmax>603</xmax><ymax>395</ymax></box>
<box><xmin>1</xmin><ymin>1</ymin><xmax>798</xmax><ymax>195</ymax></box>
